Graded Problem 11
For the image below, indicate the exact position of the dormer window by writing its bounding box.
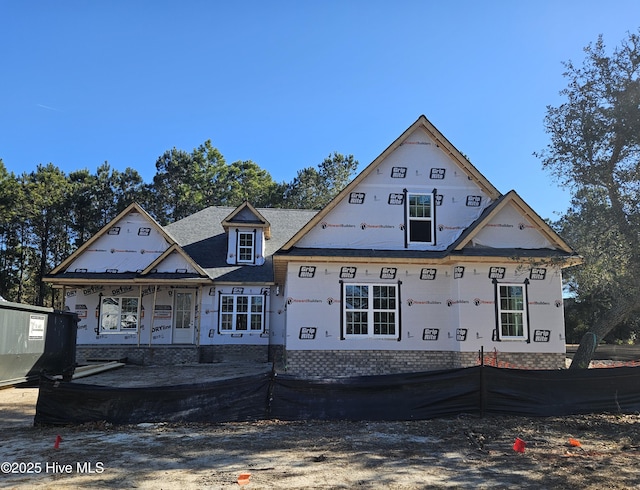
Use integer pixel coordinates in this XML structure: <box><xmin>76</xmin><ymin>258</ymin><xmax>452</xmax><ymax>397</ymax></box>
<box><xmin>237</xmin><ymin>230</ymin><xmax>255</xmax><ymax>263</ymax></box>
<box><xmin>223</xmin><ymin>202</ymin><xmax>269</xmax><ymax>266</ymax></box>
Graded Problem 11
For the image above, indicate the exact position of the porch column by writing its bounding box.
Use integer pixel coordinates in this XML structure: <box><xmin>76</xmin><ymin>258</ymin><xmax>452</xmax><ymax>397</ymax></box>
<box><xmin>149</xmin><ymin>285</ymin><xmax>158</xmax><ymax>347</ymax></box>
<box><xmin>137</xmin><ymin>286</ymin><xmax>143</xmax><ymax>347</ymax></box>
<box><xmin>196</xmin><ymin>285</ymin><xmax>203</xmax><ymax>347</ymax></box>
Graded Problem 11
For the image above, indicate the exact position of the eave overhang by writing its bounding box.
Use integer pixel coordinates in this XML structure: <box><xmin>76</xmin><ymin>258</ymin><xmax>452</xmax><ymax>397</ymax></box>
<box><xmin>44</xmin><ymin>273</ymin><xmax>212</xmax><ymax>288</ymax></box>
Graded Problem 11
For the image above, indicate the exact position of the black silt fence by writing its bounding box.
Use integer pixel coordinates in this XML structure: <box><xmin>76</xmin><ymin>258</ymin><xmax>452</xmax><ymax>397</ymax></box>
<box><xmin>34</xmin><ymin>366</ymin><xmax>640</xmax><ymax>426</ymax></box>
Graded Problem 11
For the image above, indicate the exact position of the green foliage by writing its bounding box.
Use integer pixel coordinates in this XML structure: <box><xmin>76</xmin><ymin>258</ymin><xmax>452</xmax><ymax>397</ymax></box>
<box><xmin>564</xmin><ymin>296</ymin><xmax>640</xmax><ymax>344</ymax></box>
<box><xmin>67</xmin><ymin>163</ymin><xmax>147</xmax><ymax>246</ymax></box>
<box><xmin>220</xmin><ymin>160</ymin><xmax>279</xmax><ymax>207</ymax></box>
<box><xmin>282</xmin><ymin>152</ymin><xmax>358</xmax><ymax>209</ymax></box>
<box><xmin>23</xmin><ymin>163</ymin><xmax>72</xmax><ymax>305</ymax></box>
<box><xmin>539</xmin><ymin>30</ymin><xmax>640</xmax><ymax>365</ymax></box>
<box><xmin>149</xmin><ymin>147</ymin><xmax>203</xmax><ymax>224</ymax></box>
<box><xmin>148</xmin><ymin>140</ymin><xmax>280</xmax><ymax>224</ymax></box>
<box><xmin>0</xmin><ymin>160</ymin><xmax>147</xmax><ymax>305</ymax></box>
<box><xmin>555</xmin><ymin>187</ymin><xmax>634</xmax><ymax>297</ymax></box>
<box><xmin>0</xmin><ymin>160</ymin><xmax>24</xmax><ymax>301</ymax></box>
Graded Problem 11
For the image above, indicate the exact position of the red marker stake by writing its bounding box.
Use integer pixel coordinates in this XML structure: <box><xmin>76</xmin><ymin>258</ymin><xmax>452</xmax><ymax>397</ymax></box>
<box><xmin>513</xmin><ymin>437</ymin><xmax>526</xmax><ymax>453</ymax></box>
<box><xmin>54</xmin><ymin>435</ymin><xmax>62</xmax><ymax>449</ymax></box>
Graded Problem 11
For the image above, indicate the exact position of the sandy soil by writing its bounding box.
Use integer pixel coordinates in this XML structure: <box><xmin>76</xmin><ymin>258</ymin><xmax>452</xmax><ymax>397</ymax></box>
<box><xmin>1</xmin><ymin>385</ymin><xmax>640</xmax><ymax>489</ymax></box>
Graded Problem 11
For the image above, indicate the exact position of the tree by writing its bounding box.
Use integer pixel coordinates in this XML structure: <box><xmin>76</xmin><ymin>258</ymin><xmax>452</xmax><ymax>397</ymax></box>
<box><xmin>538</xmin><ymin>30</ymin><xmax>640</xmax><ymax>368</ymax></box>
<box><xmin>65</xmin><ymin>163</ymin><xmax>147</xmax><ymax>248</ymax></box>
<box><xmin>283</xmin><ymin>152</ymin><xmax>359</xmax><ymax>209</ymax></box>
<box><xmin>191</xmin><ymin>140</ymin><xmax>228</xmax><ymax>208</ymax></box>
<box><xmin>149</xmin><ymin>140</ymin><xmax>281</xmax><ymax>223</ymax></box>
<box><xmin>112</xmin><ymin>166</ymin><xmax>147</xmax><ymax>215</ymax></box>
<box><xmin>23</xmin><ymin>164</ymin><xmax>71</xmax><ymax>305</ymax></box>
<box><xmin>149</xmin><ymin>148</ymin><xmax>201</xmax><ymax>224</ymax></box>
<box><xmin>0</xmin><ymin>160</ymin><xmax>23</xmax><ymax>301</ymax></box>
<box><xmin>66</xmin><ymin>168</ymin><xmax>101</xmax><ymax>248</ymax></box>
<box><xmin>219</xmin><ymin>159</ymin><xmax>279</xmax><ymax>207</ymax></box>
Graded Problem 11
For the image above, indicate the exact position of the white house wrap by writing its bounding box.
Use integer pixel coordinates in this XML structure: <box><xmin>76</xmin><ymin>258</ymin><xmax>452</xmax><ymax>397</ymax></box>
<box><xmin>45</xmin><ymin>115</ymin><xmax>579</xmax><ymax>376</ymax></box>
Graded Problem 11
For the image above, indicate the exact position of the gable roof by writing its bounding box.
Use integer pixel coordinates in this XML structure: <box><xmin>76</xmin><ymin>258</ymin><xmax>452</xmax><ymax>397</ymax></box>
<box><xmin>221</xmin><ymin>201</ymin><xmax>272</xmax><ymax>239</ymax></box>
<box><xmin>272</xmin><ymin>114</ymin><xmax>580</xmax><ymax>283</ymax></box>
<box><xmin>281</xmin><ymin>115</ymin><xmax>502</xmax><ymax>251</ymax></box>
<box><xmin>141</xmin><ymin>243</ymin><xmax>209</xmax><ymax>276</ymax></box>
<box><xmin>274</xmin><ymin>190</ymin><xmax>581</xmax><ymax>281</ymax></box>
<box><xmin>453</xmin><ymin>190</ymin><xmax>575</xmax><ymax>253</ymax></box>
<box><xmin>46</xmin><ymin>203</ymin><xmax>318</xmax><ymax>286</ymax></box>
<box><xmin>48</xmin><ymin>202</ymin><xmax>176</xmax><ymax>276</ymax></box>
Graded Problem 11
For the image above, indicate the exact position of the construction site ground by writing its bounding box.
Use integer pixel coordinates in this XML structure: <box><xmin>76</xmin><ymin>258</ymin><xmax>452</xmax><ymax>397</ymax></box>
<box><xmin>1</xmin><ymin>360</ymin><xmax>640</xmax><ymax>489</ymax></box>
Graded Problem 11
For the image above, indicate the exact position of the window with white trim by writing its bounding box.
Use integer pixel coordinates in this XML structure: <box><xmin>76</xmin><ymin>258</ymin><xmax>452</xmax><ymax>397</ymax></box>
<box><xmin>497</xmin><ymin>284</ymin><xmax>527</xmax><ymax>339</ymax></box>
<box><xmin>219</xmin><ymin>294</ymin><xmax>264</xmax><ymax>333</ymax></box>
<box><xmin>237</xmin><ymin>231</ymin><xmax>255</xmax><ymax>263</ymax></box>
<box><xmin>343</xmin><ymin>284</ymin><xmax>398</xmax><ymax>338</ymax></box>
<box><xmin>407</xmin><ymin>193</ymin><xmax>434</xmax><ymax>244</ymax></box>
<box><xmin>100</xmin><ymin>296</ymin><xmax>139</xmax><ymax>332</ymax></box>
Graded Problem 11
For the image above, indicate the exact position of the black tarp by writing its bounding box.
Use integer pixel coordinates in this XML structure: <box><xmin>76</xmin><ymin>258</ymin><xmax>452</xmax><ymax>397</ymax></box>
<box><xmin>35</xmin><ymin>372</ymin><xmax>271</xmax><ymax>425</ymax></box>
<box><xmin>484</xmin><ymin>366</ymin><xmax>640</xmax><ymax>416</ymax></box>
<box><xmin>269</xmin><ymin>368</ymin><xmax>480</xmax><ymax>421</ymax></box>
<box><xmin>33</xmin><ymin>365</ymin><xmax>640</xmax><ymax>426</ymax></box>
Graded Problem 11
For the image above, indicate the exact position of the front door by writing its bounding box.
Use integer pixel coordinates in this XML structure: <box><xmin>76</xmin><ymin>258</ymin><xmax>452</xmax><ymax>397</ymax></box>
<box><xmin>172</xmin><ymin>290</ymin><xmax>195</xmax><ymax>344</ymax></box>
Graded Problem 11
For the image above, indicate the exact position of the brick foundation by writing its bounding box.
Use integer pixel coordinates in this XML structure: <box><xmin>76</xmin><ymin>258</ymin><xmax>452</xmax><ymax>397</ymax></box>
<box><xmin>198</xmin><ymin>345</ymin><xmax>269</xmax><ymax>363</ymax></box>
<box><xmin>76</xmin><ymin>345</ymin><xmax>565</xmax><ymax>373</ymax></box>
<box><xmin>76</xmin><ymin>346</ymin><xmax>199</xmax><ymax>366</ymax></box>
<box><xmin>283</xmin><ymin>350</ymin><xmax>565</xmax><ymax>377</ymax></box>
<box><xmin>479</xmin><ymin>351</ymin><xmax>566</xmax><ymax>370</ymax></box>
<box><xmin>76</xmin><ymin>344</ymin><xmax>269</xmax><ymax>366</ymax></box>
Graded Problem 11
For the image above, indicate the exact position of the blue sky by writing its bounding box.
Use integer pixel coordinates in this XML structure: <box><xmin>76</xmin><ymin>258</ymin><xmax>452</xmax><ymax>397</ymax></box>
<box><xmin>2</xmin><ymin>1</ymin><xmax>639</xmax><ymax>220</ymax></box>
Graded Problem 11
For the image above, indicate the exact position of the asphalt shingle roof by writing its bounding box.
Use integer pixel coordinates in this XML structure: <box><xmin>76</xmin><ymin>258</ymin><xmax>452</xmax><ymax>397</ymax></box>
<box><xmin>165</xmin><ymin>207</ymin><xmax>318</xmax><ymax>283</ymax></box>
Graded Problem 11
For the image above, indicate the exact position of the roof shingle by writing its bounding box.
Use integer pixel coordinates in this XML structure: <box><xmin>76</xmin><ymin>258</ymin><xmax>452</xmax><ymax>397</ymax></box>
<box><xmin>165</xmin><ymin>207</ymin><xmax>317</xmax><ymax>283</ymax></box>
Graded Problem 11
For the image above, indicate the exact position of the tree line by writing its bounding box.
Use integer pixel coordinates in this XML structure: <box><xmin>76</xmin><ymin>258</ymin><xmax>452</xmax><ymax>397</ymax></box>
<box><xmin>0</xmin><ymin>146</ymin><xmax>358</xmax><ymax>306</ymax></box>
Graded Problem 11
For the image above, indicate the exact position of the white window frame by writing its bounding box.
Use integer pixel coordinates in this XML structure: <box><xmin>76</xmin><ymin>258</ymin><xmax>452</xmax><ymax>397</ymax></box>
<box><xmin>219</xmin><ymin>294</ymin><xmax>265</xmax><ymax>333</ymax></box>
<box><xmin>497</xmin><ymin>283</ymin><xmax>528</xmax><ymax>340</ymax></box>
<box><xmin>237</xmin><ymin>231</ymin><xmax>255</xmax><ymax>263</ymax></box>
<box><xmin>406</xmin><ymin>193</ymin><xmax>435</xmax><ymax>245</ymax></box>
<box><xmin>342</xmin><ymin>283</ymin><xmax>399</xmax><ymax>339</ymax></box>
<box><xmin>99</xmin><ymin>296</ymin><xmax>139</xmax><ymax>333</ymax></box>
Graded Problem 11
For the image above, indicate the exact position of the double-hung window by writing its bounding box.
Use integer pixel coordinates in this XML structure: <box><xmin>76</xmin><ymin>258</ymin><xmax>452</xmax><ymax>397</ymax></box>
<box><xmin>100</xmin><ymin>296</ymin><xmax>139</xmax><ymax>332</ymax></box>
<box><xmin>220</xmin><ymin>294</ymin><xmax>264</xmax><ymax>333</ymax></box>
<box><xmin>237</xmin><ymin>231</ymin><xmax>255</xmax><ymax>263</ymax></box>
<box><xmin>497</xmin><ymin>284</ymin><xmax>527</xmax><ymax>340</ymax></box>
<box><xmin>407</xmin><ymin>193</ymin><xmax>434</xmax><ymax>244</ymax></box>
<box><xmin>343</xmin><ymin>284</ymin><xmax>398</xmax><ymax>339</ymax></box>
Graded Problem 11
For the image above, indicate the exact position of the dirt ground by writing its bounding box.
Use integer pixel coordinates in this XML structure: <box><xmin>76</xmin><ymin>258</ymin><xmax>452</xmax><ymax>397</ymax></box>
<box><xmin>1</xmin><ymin>385</ymin><xmax>640</xmax><ymax>489</ymax></box>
